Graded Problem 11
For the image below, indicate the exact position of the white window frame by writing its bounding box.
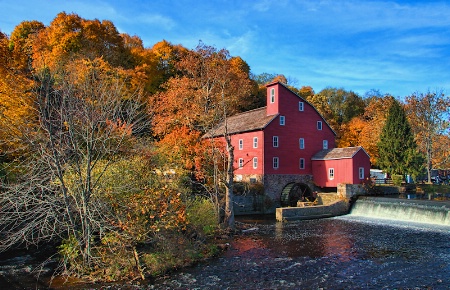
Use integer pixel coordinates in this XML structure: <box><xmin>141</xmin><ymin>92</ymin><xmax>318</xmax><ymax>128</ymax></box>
<box><xmin>238</xmin><ymin>139</ymin><xmax>243</xmax><ymax>150</ymax></box>
<box><xmin>253</xmin><ymin>157</ymin><xmax>258</xmax><ymax>169</ymax></box>
<box><xmin>329</xmin><ymin>168</ymin><xmax>335</xmax><ymax>180</ymax></box>
<box><xmin>270</xmin><ymin>88</ymin><xmax>275</xmax><ymax>103</ymax></box>
<box><xmin>299</xmin><ymin>138</ymin><xmax>305</xmax><ymax>149</ymax></box>
<box><xmin>238</xmin><ymin>158</ymin><xmax>243</xmax><ymax>169</ymax></box>
<box><xmin>359</xmin><ymin>167</ymin><xmax>364</xmax><ymax>180</ymax></box>
<box><xmin>323</xmin><ymin>140</ymin><xmax>328</xmax><ymax>149</ymax></box>
<box><xmin>279</xmin><ymin>115</ymin><xmax>285</xmax><ymax>126</ymax></box>
<box><xmin>273</xmin><ymin>157</ymin><xmax>279</xmax><ymax>169</ymax></box>
<box><xmin>299</xmin><ymin>158</ymin><xmax>305</xmax><ymax>169</ymax></box>
<box><xmin>299</xmin><ymin>101</ymin><xmax>304</xmax><ymax>111</ymax></box>
<box><xmin>253</xmin><ymin>137</ymin><xmax>258</xmax><ymax>148</ymax></box>
<box><xmin>273</xmin><ymin>136</ymin><xmax>279</xmax><ymax>148</ymax></box>
<box><xmin>317</xmin><ymin>121</ymin><xmax>323</xmax><ymax>130</ymax></box>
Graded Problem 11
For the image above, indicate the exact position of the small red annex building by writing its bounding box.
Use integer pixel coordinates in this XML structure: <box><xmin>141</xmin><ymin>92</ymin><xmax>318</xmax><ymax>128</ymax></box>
<box><xmin>205</xmin><ymin>81</ymin><xmax>371</xmax><ymax>207</ymax></box>
<box><xmin>312</xmin><ymin>147</ymin><xmax>371</xmax><ymax>187</ymax></box>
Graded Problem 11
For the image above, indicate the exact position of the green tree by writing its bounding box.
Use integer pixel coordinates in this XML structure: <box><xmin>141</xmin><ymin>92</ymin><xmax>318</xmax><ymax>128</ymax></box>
<box><xmin>377</xmin><ymin>100</ymin><xmax>423</xmax><ymax>180</ymax></box>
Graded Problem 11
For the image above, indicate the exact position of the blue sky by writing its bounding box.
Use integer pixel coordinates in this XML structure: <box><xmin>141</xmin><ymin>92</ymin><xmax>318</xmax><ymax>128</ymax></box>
<box><xmin>1</xmin><ymin>0</ymin><xmax>450</xmax><ymax>98</ymax></box>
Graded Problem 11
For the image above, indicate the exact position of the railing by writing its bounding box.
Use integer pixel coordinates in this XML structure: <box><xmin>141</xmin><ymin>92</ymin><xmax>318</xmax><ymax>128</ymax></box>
<box><xmin>373</xmin><ymin>178</ymin><xmax>393</xmax><ymax>185</ymax></box>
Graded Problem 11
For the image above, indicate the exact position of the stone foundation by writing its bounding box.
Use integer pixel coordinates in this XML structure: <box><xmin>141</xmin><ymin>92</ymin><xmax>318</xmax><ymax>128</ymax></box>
<box><xmin>232</xmin><ymin>174</ymin><xmax>315</xmax><ymax>214</ymax></box>
<box><xmin>233</xmin><ymin>195</ymin><xmax>272</xmax><ymax>215</ymax></box>
<box><xmin>263</xmin><ymin>174</ymin><xmax>314</xmax><ymax>205</ymax></box>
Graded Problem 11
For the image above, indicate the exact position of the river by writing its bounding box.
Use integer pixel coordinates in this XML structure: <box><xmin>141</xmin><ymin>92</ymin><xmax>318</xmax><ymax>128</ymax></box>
<box><xmin>2</xmin><ymin>202</ymin><xmax>450</xmax><ymax>289</ymax></box>
<box><xmin>151</xmin><ymin>215</ymin><xmax>450</xmax><ymax>289</ymax></box>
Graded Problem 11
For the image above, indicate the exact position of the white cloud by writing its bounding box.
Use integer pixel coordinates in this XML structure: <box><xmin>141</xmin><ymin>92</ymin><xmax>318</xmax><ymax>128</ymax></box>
<box><xmin>134</xmin><ymin>14</ymin><xmax>176</xmax><ymax>30</ymax></box>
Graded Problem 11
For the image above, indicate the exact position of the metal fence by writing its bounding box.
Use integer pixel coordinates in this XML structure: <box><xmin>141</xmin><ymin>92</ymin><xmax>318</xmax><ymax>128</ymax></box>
<box><xmin>373</xmin><ymin>178</ymin><xmax>393</xmax><ymax>185</ymax></box>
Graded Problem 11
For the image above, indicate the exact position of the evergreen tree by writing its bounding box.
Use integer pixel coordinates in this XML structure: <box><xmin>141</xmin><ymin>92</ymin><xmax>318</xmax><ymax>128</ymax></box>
<box><xmin>377</xmin><ymin>100</ymin><xmax>423</xmax><ymax>180</ymax></box>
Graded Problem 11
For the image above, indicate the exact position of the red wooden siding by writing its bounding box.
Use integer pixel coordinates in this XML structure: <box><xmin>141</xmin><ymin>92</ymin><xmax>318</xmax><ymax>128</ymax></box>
<box><xmin>231</xmin><ymin>131</ymin><xmax>265</xmax><ymax>175</ymax></box>
<box><xmin>206</xmin><ymin>82</ymin><xmax>371</xmax><ymax>188</ymax></box>
<box><xmin>312</xmin><ymin>149</ymin><xmax>371</xmax><ymax>187</ymax></box>
<box><xmin>263</xmin><ymin>83</ymin><xmax>336</xmax><ymax>175</ymax></box>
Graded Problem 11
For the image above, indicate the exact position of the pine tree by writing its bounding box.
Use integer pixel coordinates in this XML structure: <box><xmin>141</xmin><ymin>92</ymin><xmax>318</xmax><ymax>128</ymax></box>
<box><xmin>377</xmin><ymin>100</ymin><xmax>423</xmax><ymax>180</ymax></box>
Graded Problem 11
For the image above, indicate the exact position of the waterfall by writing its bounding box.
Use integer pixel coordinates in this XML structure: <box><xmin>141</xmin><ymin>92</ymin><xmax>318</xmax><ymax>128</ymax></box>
<box><xmin>349</xmin><ymin>197</ymin><xmax>450</xmax><ymax>226</ymax></box>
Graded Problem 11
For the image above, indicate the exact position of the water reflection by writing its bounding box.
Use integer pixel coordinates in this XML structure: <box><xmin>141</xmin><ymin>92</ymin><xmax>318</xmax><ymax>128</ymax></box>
<box><xmin>153</xmin><ymin>217</ymin><xmax>450</xmax><ymax>289</ymax></box>
<box><xmin>273</xmin><ymin>219</ymin><xmax>354</xmax><ymax>261</ymax></box>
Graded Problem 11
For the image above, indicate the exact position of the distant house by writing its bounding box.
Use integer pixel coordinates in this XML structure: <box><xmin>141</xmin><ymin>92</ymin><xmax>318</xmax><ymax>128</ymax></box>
<box><xmin>205</xmin><ymin>81</ymin><xmax>370</xmax><ymax>210</ymax></box>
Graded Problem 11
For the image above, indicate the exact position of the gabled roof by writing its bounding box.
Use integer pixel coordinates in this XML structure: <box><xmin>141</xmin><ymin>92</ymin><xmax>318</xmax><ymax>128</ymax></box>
<box><xmin>311</xmin><ymin>146</ymin><xmax>369</xmax><ymax>160</ymax></box>
<box><xmin>203</xmin><ymin>107</ymin><xmax>277</xmax><ymax>138</ymax></box>
<box><xmin>266</xmin><ymin>81</ymin><xmax>337</xmax><ymax>136</ymax></box>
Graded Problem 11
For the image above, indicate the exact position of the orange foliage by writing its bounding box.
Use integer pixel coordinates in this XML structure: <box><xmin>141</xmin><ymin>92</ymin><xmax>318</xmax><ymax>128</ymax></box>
<box><xmin>0</xmin><ymin>32</ymin><xmax>36</xmax><ymax>157</ymax></box>
<box><xmin>152</xmin><ymin>43</ymin><xmax>254</xmax><ymax>138</ymax></box>
<box><xmin>338</xmin><ymin>95</ymin><xmax>395</xmax><ymax>165</ymax></box>
<box><xmin>108</xmin><ymin>185</ymin><xmax>187</xmax><ymax>239</ymax></box>
<box><xmin>157</xmin><ymin>126</ymin><xmax>208</xmax><ymax>178</ymax></box>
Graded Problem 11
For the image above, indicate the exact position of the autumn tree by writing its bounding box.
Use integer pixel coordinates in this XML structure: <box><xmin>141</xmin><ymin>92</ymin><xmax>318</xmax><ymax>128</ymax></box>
<box><xmin>0</xmin><ymin>31</ymin><xmax>37</xmax><ymax>160</ymax></box>
<box><xmin>251</xmin><ymin>72</ymin><xmax>278</xmax><ymax>85</ymax></box>
<box><xmin>377</xmin><ymin>100</ymin><xmax>423</xmax><ymax>180</ymax></box>
<box><xmin>0</xmin><ymin>58</ymin><xmax>149</xmax><ymax>272</ymax></box>
<box><xmin>152</xmin><ymin>42</ymin><xmax>254</xmax><ymax>229</ymax></box>
<box><xmin>310</xmin><ymin>87</ymin><xmax>365</xmax><ymax>142</ymax></box>
<box><xmin>31</xmin><ymin>12</ymin><xmax>128</xmax><ymax>69</ymax></box>
<box><xmin>405</xmin><ymin>90</ymin><xmax>450</xmax><ymax>182</ymax></box>
<box><xmin>339</xmin><ymin>94</ymin><xmax>395</xmax><ymax>165</ymax></box>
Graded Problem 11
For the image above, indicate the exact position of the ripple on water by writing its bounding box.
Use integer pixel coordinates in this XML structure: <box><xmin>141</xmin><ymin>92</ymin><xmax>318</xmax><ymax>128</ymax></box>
<box><xmin>152</xmin><ymin>217</ymin><xmax>450</xmax><ymax>289</ymax></box>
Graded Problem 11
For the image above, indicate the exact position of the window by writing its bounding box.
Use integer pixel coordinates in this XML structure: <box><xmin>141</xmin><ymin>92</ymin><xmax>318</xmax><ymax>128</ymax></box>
<box><xmin>253</xmin><ymin>157</ymin><xmax>258</xmax><ymax>169</ymax></box>
<box><xmin>273</xmin><ymin>136</ymin><xmax>279</xmax><ymax>147</ymax></box>
<box><xmin>280</xmin><ymin>116</ymin><xmax>285</xmax><ymax>126</ymax></box>
<box><xmin>299</xmin><ymin>158</ymin><xmax>305</xmax><ymax>169</ymax></box>
<box><xmin>238</xmin><ymin>158</ymin><xmax>243</xmax><ymax>169</ymax></box>
<box><xmin>299</xmin><ymin>138</ymin><xmax>305</xmax><ymax>149</ymax></box>
<box><xmin>238</xmin><ymin>139</ymin><xmax>243</xmax><ymax>150</ymax></box>
<box><xmin>359</xmin><ymin>167</ymin><xmax>365</xmax><ymax>180</ymax></box>
<box><xmin>299</xmin><ymin>101</ymin><xmax>304</xmax><ymax>111</ymax></box>
<box><xmin>253</xmin><ymin>137</ymin><xmax>258</xmax><ymax>148</ymax></box>
<box><xmin>273</xmin><ymin>157</ymin><xmax>279</xmax><ymax>169</ymax></box>
<box><xmin>270</xmin><ymin>88</ymin><xmax>275</xmax><ymax>103</ymax></box>
<box><xmin>317</xmin><ymin>121</ymin><xmax>323</xmax><ymax>130</ymax></box>
<box><xmin>329</xmin><ymin>168</ymin><xmax>335</xmax><ymax>180</ymax></box>
<box><xmin>323</xmin><ymin>140</ymin><xmax>328</xmax><ymax>149</ymax></box>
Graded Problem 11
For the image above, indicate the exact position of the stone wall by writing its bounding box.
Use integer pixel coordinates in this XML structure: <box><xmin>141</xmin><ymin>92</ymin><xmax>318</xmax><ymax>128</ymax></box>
<box><xmin>232</xmin><ymin>174</ymin><xmax>315</xmax><ymax>215</ymax></box>
<box><xmin>234</xmin><ymin>195</ymin><xmax>271</xmax><ymax>215</ymax></box>
<box><xmin>263</xmin><ymin>174</ymin><xmax>314</xmax><ymax>206</ymax></box>
<box><xmin>337</xmin><ymin>183</ymin><xmax>366</xmax><ymax>199</ymax></box>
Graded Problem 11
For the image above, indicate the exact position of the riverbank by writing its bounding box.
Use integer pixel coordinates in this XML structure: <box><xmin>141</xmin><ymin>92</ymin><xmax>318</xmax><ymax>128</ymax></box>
<box><xmin>2</xmin><ymin>198</ymin><xmax>450</xmax><ymax>289</ymax></box>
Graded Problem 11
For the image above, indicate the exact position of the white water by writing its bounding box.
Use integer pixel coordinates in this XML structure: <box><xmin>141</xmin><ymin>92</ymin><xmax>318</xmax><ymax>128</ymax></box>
<box><xmin>349</xmin><ymin>197</ymin><xmax>450</xmax><ymax>226</ymax></box>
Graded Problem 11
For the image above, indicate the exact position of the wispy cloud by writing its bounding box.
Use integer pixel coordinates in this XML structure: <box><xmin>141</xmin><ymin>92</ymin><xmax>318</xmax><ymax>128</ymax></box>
<box><xmin>134</xmin><ymin>14</ymin><xmax>176</xmax><ymax>30</ymax></box>
<box><xmin>2</xmin><ymin>0</ymin><xmax>449</xmax><ymax>97</ymax></box>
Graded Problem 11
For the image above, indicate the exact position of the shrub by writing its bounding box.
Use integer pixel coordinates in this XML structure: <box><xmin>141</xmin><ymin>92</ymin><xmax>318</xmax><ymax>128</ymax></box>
<box><xmin>392</xmin><ymin>174</ymin><xmax>404</xmax><ymax>186</ymax></box>
<box><xmin>185</xmin><ymin>197</ymin><xmax>218</xmax><ymax>236</ymax></box>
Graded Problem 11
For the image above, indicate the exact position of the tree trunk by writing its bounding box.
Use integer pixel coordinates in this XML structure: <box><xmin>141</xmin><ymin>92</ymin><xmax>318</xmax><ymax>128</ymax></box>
<box><xmin>223</xmin><ymin>134</ymin><xmax>235</xmax><ymax>230</ymax></box>
<box><xmin>426</xmin><ymin>136</ymin><xmax>432</xmax><ymax>183</ymax></box>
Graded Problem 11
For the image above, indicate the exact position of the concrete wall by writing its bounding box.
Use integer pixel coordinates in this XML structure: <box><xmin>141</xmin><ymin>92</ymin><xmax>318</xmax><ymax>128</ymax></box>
<box><xmin>276</xmin><ymin>200</ymin><xmax>350</xmax><ymax>221</ymax></box>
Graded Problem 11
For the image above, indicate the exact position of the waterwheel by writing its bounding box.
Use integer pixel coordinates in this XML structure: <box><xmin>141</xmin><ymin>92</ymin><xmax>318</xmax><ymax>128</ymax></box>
<box><xmin>280</xmin><ymin>183</ymin><xmax>314</xmax><ymax>207</ymax></box>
